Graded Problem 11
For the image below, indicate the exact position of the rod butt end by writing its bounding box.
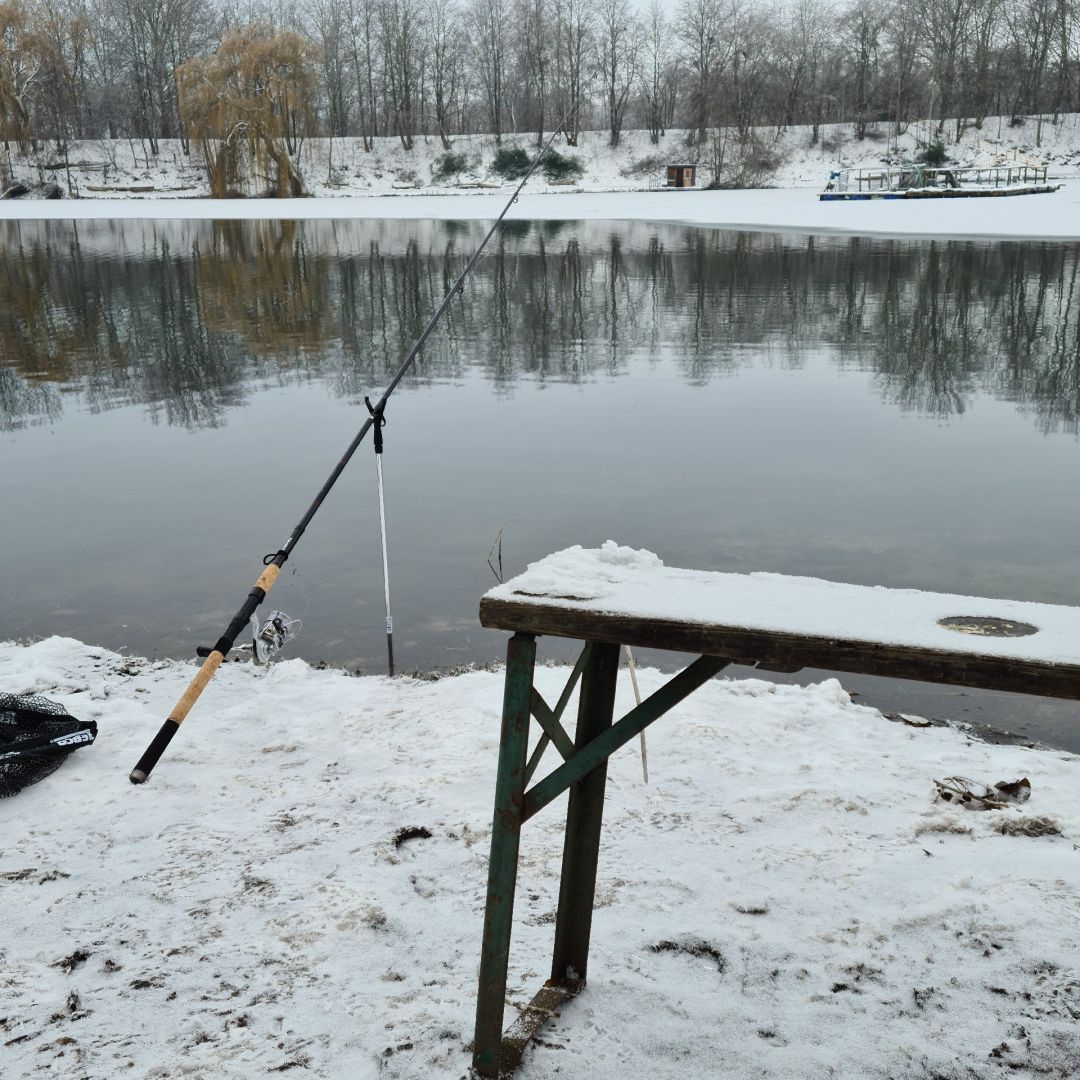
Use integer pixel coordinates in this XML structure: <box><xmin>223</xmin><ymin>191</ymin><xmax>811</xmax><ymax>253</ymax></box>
<box><xmin>129</xmin><ymin>718</ymin><xmax>181</xmax><ymax>786</ymax></box>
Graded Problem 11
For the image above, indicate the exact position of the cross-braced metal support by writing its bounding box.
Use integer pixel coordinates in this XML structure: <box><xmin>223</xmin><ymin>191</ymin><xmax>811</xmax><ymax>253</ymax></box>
<box><xmin>472</xmin><ymin>635</ymin><xmax>729</xmax><ymax>1077</ymax></box>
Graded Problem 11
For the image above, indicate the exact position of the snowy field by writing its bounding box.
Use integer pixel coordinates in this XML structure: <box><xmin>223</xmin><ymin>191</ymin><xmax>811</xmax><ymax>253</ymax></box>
<box><xmin>2</xmin><ymin>183</ymin><xmax>1080</xmax><ymax>241</ymax></box>
<box><xmin>3</xmin><ymin>633</ymin><xmax>1079</xmax><ymax>1079</ymax></box>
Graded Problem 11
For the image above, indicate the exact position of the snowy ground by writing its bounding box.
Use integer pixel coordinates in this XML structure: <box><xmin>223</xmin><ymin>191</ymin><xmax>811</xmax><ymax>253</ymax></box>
<box><xmin>3</xmin><ymin>634</ymin><xmax>1079</xmax><ymax>1079</ymax></box>
<box><xmin>7</xmin><ymin>115</ymin><xmax>1080</xmax><ymax>203</ymax></box>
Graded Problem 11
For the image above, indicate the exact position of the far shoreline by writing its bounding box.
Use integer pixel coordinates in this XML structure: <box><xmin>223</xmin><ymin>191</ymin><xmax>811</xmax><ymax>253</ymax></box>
<box><xmin>0</xmin><ymin>184</ymin><xmax>1078</xmax><ymax>241</ymax></box>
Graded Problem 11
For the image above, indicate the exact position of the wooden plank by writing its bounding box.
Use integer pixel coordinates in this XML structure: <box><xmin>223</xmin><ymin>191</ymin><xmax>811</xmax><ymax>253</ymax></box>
<box><xmin>479</xmin><ymin>598</ymin><xmax>1080</xmax><ymax>700</ymax></box>
<box><xmin>84</xmin><ymin>184</ymin><xmax>156</xmax><ymax>192</ymax></box>
<box><xmin>529</xmin><ymin>689</ymin><xmax>576</xmax><ymax>761</ymax></box>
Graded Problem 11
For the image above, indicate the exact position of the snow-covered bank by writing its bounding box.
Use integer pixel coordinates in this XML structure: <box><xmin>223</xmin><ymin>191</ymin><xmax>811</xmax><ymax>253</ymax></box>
<box><xmin>2</xmin><ymin>636</ymin><xmax>1078</xmax><ymax>1078</ymax></box>
<box><xmin>7</xmin><ymin>117</ymin><xmax>1080</xmax><ymax>206</ymax></box>
<box><xmin>2</xmin><ymin>184</ymin><xmax>1080</xmax><ymax>240</ymax></box>
<box><xmin>8</xmin><ymin>117</ymin><xmax>1080</xmax><ymax>239</ymax></box>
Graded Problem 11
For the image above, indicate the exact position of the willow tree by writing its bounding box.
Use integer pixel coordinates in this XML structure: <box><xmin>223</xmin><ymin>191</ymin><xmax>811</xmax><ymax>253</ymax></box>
<box><xmin>177</xmin><ymin>23</ymin><xmax>319</xmax><ymax>197</ymax></box>
<box><xmin>0</xmin><ymin>1</ymin><xmax>41</xmax><ymax>153</ymax></box>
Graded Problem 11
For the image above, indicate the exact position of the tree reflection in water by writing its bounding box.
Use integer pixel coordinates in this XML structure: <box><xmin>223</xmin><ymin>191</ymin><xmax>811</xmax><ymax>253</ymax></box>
<box><xmin>1</xmin><ymin>218</ymin><xmax>1078</xmax><ymax>435</ymax></box>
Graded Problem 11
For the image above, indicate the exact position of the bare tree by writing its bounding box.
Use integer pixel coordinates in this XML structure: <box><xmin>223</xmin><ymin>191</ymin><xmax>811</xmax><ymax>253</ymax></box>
<box><xmin>883</xmin><ymin>0</ymin><xmax>923</xmax><ymax>136</ymax></box>
<box><xmin>1004</xmin><ymin>0</ymin><xmax>1057</xmax><ymax>142</ymax></box>
<box><xmin>919</xmin><ymin>0</ymin><xmax>974</xmax><ymax>133</ymax></box>
<box><xmin>469</xmin><ymin>0</ymin><xmax>508</xmax><ymax>143</ymax></box>
<box><xmin>675</xmin><ymin>0</ymin><xmax>725</xmax><ymax>144</ymax></box>
<box><xmin>28</xmin><ymin>0</ymin><xmax>97</xmax><ymax>143</ymax></box>
<box><xmin>104</xmin><ymin>0</ymin><xmax>213</xmax><ymax>152</ymax></box>
<box><xmin>962</xmin><ymin>0</ymin><xmax>1001</xmax><ymax>129</ymax></box>
<box><xmin>306</xmin><ymin>0</ymin><xmax>352</xmax><ymax>137</ymax></box>
<box><xmin>552</xmin><ymin>0</ymin><xmax>592</xmax><ymax>143</ymax></box>
<box><xmin>1050</xmin><ymin>0</ymin><xmax>1075</xmax><ymax>118</ymax></box>
<box><xmin>597</xmin><ymin>0</ymin><xmax>638</xmax><ymax>146</ymax></box>
<box><xmin>515</xmin><ymin>0</ymin><xmax>550</xmax><ymax>146</ymax></box>
<box><xmin>792</xmin><ymin>0</ymin><xmax>832</xmax><ymax>143</ymax></box>
<box><xmin>381</xmin><ymin>0</ymin><xmax>423</xmax><ymax>148</ymax></box>
<box><xmin>427</xmin><ymin>0</ymin><xmax>463</xmax><ymax>148</ymax></box>
<box><xmin>347</xmin><ymin>0</ymin><xmax>379</xmax><ymax>148</ymax></box>
<box><xmin>637</xmin><ymin>0</ymin><xmax>671</xmax><ymax>143</ymax></box>
<box><xmin>726</xmin><ymin>1</ymin><xmax>771</xmax><ymax>139</ymax></box>
<box><xmin>841</xmin><ymin>0</ymin><xmax>884</xmax><ymax>137</ymax></box>
<box><xmin>4</xmin><ymin>0</ymin><xmax>1080</xmax><ymax>162</ymax></box>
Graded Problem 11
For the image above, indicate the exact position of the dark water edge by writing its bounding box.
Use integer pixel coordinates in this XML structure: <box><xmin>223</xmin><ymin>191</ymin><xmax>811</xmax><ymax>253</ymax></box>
<box><xmin>2</xmin><ymin>218</ymin><xmax>1079</xmax><ymax>753</ymax></box>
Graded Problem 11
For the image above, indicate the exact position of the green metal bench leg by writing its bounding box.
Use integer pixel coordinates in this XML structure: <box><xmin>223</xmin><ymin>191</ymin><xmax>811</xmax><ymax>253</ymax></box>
<box><xmin>473</xmin><ymin>632</ymin><xmax>536</xmax><ymax>1078</ymax></box>
<box><xmin>550</xmin><ymin>640</ymin><xmax>620</xmax><ymax>986</ymax></box>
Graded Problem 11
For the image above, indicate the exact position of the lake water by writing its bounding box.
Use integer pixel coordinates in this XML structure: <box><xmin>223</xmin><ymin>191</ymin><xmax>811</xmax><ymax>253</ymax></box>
<box><xmin>2</xmin><ymin>217</ymin><xmax>1079</xmax><ymax>749</ymax></box>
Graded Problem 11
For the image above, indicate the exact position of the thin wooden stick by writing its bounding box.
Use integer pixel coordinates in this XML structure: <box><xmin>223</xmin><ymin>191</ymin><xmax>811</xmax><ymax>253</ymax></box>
<box><xmin>624</xmin><ymin>645</ymin><xmax>648</xmax><ymax>784</ymax></box>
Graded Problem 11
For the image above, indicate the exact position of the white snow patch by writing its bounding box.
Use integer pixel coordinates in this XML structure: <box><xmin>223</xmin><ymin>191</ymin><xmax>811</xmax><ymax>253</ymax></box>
<box><xmin>2</xmin><ymin>635</ymin><xmax>1079</xmax><ymax>1078</ymax></box>
<box><xmin>487</xmin><ymin>542</ymin><xmax>1080</xmax><ymax>664</ymax></box>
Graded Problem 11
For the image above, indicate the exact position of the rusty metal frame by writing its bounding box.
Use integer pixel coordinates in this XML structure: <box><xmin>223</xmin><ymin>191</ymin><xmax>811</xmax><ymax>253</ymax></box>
<box><xmin>471</xmin><ymin>635</ymin><xmax>730</xmax><ymax>1077</ymax></box>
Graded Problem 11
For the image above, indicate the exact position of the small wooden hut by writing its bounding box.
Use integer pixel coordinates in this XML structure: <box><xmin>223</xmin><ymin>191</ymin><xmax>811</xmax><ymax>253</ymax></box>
<box><xmin>665</xmin><ymin>163</ymin><xmax>698</xmax><ymax>188</ymax></box>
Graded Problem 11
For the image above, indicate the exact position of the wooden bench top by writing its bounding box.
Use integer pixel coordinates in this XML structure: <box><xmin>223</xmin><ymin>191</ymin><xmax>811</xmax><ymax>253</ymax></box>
<box><xmin>480</xmin><ymin>544</ymin><xmax>1080</xmax><ymax>701</ymax></box>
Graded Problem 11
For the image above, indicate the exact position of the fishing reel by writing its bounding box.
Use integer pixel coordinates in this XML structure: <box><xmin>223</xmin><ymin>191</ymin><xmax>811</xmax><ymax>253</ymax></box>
<box><xmin>195</xmin><ymin>609</ymin><xmax>301</xmax><ymax>665</ymax></box>
<box><xmin>251</xmin><ymin>610</ymin><xmax>302</xmax><ymax>665</ymax></box>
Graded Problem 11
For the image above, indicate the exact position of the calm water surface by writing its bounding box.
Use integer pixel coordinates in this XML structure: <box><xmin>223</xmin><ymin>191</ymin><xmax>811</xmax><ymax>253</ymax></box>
<box><xmin>2</xmin><ymin>218</ymin><xmax>1079</xmax><ymax>749</ymax></box>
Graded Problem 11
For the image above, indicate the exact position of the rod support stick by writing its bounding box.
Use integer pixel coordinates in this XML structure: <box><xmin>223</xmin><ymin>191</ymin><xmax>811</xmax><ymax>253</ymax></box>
<box><xmin>375</xmin><ymin>452</ymin><xmax>393</xmax><ymax>677</ymax></box>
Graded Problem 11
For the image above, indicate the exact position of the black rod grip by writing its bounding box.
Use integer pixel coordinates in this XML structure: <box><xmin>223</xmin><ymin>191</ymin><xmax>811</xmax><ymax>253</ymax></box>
<box><xmin>129</xmin><ymin>719</ymin><xmax>180</xmax><ymax>784</ymax></box>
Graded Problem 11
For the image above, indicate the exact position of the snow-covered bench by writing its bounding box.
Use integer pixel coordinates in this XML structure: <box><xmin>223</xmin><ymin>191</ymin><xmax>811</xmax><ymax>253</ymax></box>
<box><xmin>470</xmin><ymin>543</ymin><xmax>1080</xmax><ymax>1077</ymax></box>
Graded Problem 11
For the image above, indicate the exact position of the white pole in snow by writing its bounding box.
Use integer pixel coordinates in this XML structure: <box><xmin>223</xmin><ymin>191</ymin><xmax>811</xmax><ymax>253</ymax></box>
<box><xmin>375</xmin><ymin>450</ymin><xmax>394</xmax><ymax>677</ymax></box>
<box><xmin>366</xmin><ymin>395</ymin><xmax>394</xmax><ymax>677</ymax></box>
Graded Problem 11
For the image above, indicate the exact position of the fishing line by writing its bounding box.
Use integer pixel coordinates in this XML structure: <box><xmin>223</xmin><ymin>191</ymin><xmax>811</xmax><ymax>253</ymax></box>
<box><xmin>130</xmin><ymin>103</ymin><xmax>585</xmax><ymax>785</ymax></box>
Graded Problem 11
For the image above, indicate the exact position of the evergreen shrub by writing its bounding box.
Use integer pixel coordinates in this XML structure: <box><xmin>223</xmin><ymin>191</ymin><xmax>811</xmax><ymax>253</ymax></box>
<box><xmin>918</xmin><ymin>139</ymin><xmax>948</xmax><ymax>166</ymax></box>
<box><xmin>432</xmin><ymin>151</ymin><xmax>468</xmax><ymax>182</ymax></box>
<box><xmin>492</xmin><ymin>147</ymin><xmax>530</xmax><ymax>180</ymax></box>
<box><xmin>541</xmin><ymin>150</ymin><xmax>584</xmax><ymax>182</ymax></box>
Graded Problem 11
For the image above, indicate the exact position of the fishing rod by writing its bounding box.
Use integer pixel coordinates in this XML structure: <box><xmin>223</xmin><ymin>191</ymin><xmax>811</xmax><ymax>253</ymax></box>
<box><xmin>129</xmin><ymin>111</ymin><xmax>580</xmax><ymax>785</ymax></box>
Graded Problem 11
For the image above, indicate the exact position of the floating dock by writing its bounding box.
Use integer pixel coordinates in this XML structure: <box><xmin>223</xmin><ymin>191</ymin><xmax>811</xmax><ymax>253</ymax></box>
<box><xmin>820</xmin><ymin>163</ymin><xmax>1060</xmax><ymax>201</ymax></box>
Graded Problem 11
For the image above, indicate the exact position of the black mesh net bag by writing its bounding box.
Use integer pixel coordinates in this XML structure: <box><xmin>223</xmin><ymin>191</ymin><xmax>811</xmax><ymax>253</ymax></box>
<box><xmin>0</xmin><ymin>693</ymin><xmax>97</xmax><ymax>797</ymax></box>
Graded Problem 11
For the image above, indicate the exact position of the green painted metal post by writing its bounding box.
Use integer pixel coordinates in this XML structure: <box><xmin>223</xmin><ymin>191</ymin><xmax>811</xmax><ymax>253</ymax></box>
<box><xmin>473</xmin><ymin>632</ymin><xmax>536</xmax><ymax>1077</ymax></box>
<box><xmin>550</xmin><ymin>640</ymin><xmax>620</xmax><ymax>986</ymax></box>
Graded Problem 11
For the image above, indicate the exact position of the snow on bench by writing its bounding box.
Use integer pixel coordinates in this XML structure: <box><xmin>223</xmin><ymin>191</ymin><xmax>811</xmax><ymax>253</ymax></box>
<box><xmin>473</xmin><ymin>543</ymin><xmax>1080</xmax><ymax>1074</ymax></box>
<box><xmin>481</xmin><ymin>541</ymin><xmax>1080</xmax><ymax>700</ymax></box>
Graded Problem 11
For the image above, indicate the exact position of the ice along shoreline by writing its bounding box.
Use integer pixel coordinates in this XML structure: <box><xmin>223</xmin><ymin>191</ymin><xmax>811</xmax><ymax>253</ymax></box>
<box><xmin>1</xmin><ymin>184</ymin><xmax>1079</xmax><ymax>241</ymax></box>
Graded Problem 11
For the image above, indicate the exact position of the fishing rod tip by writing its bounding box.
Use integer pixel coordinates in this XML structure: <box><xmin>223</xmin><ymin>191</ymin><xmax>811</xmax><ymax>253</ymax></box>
<box><xmin>129</xmin><ymin>769</ymin><xmax>148</xmax><ymax>785</ymax></box>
